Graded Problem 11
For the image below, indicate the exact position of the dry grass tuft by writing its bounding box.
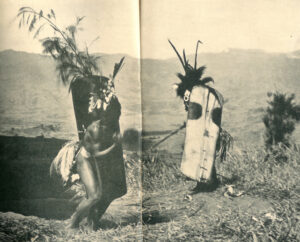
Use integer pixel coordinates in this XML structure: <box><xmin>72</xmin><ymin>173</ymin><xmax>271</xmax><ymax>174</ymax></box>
<box><xmin>1</xmin><ymin>143</ymin><xmax>299</xmax><ymax>241</ymax></box>
<box><xmin>141</xmin><ymin>144</ymin><xmax>300</xmax><ymax>241</ymax></box>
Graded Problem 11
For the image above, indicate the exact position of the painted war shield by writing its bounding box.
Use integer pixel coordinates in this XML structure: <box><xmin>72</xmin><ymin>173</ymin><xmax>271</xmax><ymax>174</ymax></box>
<box><xmin>181</xmin><ymin>85</ymin><xmax>223</xmax><ymax>182</ymax></box>
<box><xmin>71</xmin><ymin>75</ymin><xmax>127</xmax><ymax>199</ymax></box>
<box><xmin>71</xmin><ymin>76</ymin><xmax>96</xmax><ymax>140</ymax></box>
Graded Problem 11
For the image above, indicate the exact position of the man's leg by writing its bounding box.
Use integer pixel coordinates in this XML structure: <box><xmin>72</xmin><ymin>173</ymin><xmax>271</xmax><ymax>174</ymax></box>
<box><xmin>87</xmin><ymin>197</ymin><xmax>112</xmax><ymax>230</ymax></box>
<box><xmin>190</xmin><ymin>166</ymin><xmax>219</xmax><ymax>194</ymax></box>
<box><xmin>68</xmin><ymin>152</ymin><xmax>102</xmax><ymax>228</ymax></box>
<box><xmin>86</xmin><ymin>157</ymin><xmax>113</xmax><ymax>231</ymax></box>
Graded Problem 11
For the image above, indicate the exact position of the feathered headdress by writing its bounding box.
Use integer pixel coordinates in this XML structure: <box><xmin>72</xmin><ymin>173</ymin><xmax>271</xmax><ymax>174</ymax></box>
<box><xmin>169</xmin><ymin>40</ymin><xmax>232</xmax><ymax>161</ymax></box>
<box><xmin>169</xmin><ymin>40</ymin><xmax>224</xmax><ymax>107</ymax></box>
<box><xmin>88</xmin><ymin>57</ymin><xmax>125</xmax><ymax>113</ymax></box>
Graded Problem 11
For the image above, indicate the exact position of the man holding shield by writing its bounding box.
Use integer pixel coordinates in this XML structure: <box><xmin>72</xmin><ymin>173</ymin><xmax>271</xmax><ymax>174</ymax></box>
<box><xmin>169</xmin><ymin>40</ymin><xmax>231</xmax><ymax>193</ymax></box>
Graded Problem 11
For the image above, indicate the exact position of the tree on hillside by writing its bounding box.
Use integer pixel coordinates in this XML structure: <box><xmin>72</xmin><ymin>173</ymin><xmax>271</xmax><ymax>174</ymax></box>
<box><xmin>263</xmin><ymin>92</ymin><xmax>300</xmax><ymax>151</ymax></box>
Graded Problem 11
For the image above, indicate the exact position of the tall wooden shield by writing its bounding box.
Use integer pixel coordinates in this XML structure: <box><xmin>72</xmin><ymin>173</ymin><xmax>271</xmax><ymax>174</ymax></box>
<box><xmin>71</xmin><ymin>76</ymin><xmax>109</xmax><ymax>140</ymax></box>
<box><xmin>181</xmin><ymin>85</ymin><xmax>223</xmax><ymax>182</ymax></box>
<box><xmin>71</xmin><ymin>76</ymin><xmax>127</xmax><ymax>199</ymax></box>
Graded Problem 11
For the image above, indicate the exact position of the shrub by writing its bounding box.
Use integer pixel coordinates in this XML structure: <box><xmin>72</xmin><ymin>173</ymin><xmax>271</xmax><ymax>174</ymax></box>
<box><xmin>263</xmin><ymin>92</ymin><xmax>300</xmax><ymax>151</ymax></box>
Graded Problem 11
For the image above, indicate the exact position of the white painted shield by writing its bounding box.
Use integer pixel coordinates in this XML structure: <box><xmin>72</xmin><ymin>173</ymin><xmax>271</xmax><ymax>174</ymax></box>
<box><xmin>181</xmin><ymin>85</ymin><xmax>223</xmax><ymax>182</ymax></box>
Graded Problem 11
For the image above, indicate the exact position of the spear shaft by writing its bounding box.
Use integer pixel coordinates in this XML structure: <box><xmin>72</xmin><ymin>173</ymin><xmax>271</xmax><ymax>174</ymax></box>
<box><xmin>150</xmin><ymin>122</ymin><xmax>186</xmax><ymax>150</ymax></box>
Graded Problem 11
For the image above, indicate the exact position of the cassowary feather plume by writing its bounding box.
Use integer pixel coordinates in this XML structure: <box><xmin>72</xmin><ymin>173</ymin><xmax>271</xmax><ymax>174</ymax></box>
<box><xmin>50</xmin><ymin>140</ymin><xmax>86</xmax><ymax>202</ymax></box>
<box><xmin>50</xmin><ymin>140</ymin><xmax>79</xmax><ymax>185</ymax></box>
<box><xmin>169</xmin><ymin>40</ymin><xmax>223</xmax><ymax>106</ymax></box>
<box><xmin>169</xmin><ymin>40</ymin><xmax>232</xmax><ymax>160</ymax></box>
<box><xmin>112</xmin><ymin>57</ymin><xmax>125</xmax><ymax>80</ymax></box>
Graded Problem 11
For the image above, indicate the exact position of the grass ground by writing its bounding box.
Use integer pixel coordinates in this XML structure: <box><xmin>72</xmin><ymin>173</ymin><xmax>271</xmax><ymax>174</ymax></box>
<box><xmin>0</xmin><ymin>135</ymin><xmax>299</xmax><ymax>241</ymax></box>
<box><xmin>142</xmin><ymin>144</ymin><xmax>300</xmax><ymax>241</ymax></box>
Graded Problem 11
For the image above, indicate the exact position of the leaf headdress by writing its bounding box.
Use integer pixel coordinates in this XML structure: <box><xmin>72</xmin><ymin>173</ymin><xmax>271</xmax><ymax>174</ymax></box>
<box><xmin>17</xmin><ymin>7</ymin><xmax>125</xmax><ymax>96</ymax></box>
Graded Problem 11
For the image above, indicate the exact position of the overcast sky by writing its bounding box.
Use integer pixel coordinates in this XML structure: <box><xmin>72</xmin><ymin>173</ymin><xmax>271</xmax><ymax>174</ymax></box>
<box><xmin>1</xmin><ymin>0</ymin><xmax>300</xmax><ymax>59</ymax></box>
<box><xmin>0</xmin><ymin>0</ymin><xmax>140</xmax><ymax>57</ymax></box>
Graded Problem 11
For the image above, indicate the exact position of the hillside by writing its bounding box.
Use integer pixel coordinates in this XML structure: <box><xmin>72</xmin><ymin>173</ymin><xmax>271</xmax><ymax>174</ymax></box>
<box><xmin>142</xmin><ymin>49</ymin><xmax>300</xmax><ymax>146</ymax></box>
<box><xmin>0</xmin><ymin>49</ymin><xmax>299</xmax><ymax>145</ymax></box>
<box><xmin>0</xmin><ymin>49</ymin><xmax>299</xmax><ymax>240</ymax></box>
<box><xmin>0</xmin><ymin>50</ymin><xmax>141</xmax><ymax>140</ymax></box>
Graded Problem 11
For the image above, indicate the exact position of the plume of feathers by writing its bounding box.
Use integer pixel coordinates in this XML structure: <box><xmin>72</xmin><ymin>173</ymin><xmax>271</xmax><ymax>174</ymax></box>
<box><xmin>50</xmin><ymin>140</ymin><xmax>86</xmax><ymax>203</ymax></box>
<box><xmin>112</xmin><ymin>57</ymin><xmax>125</xmax><ymax>80</ymax></box>
<box><xmin>50</xmin><ymin>140</ymin><xmax>79</xmax><ymax>184</ymax></box>
<box><xmin>169</xmin><ymin>40</ymin><xmax>232</xmax><ymax>161</ymax></box>
<box><xmin>169</xmin><ymin>40</ymin><xmax>215</xmax><ymax>99</ymax></box>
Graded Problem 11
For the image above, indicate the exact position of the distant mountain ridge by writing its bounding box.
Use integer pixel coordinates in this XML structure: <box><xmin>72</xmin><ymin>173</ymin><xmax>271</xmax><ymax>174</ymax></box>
<box><xmin>0</xmin><ymin>49</ymin><xmax>141</xmax><ymax>139</ymax></box>
<box><xmin>0</xmin><ymin>49</ymin><xmax>299</xmax><ymax>145</ymax></box>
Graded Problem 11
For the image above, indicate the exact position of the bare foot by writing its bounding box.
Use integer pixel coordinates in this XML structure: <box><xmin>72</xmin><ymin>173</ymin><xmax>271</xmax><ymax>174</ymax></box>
<box><xmin>87</xmin><ymin>218</ymin><xmax>99</xmax><ymax>231</ymax></box>
<box><xmin>65</xmin><ymin>218</ymin><xmax>79</xmax><ymax>230</ymax></box>
<box><xmin>189</xmin><ymin>179</ymin><xmax>219</xmax><ymax>194</ymax></box>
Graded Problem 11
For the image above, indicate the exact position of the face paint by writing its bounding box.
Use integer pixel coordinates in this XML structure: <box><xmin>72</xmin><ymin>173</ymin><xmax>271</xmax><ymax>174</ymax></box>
<box><xmin>181</xmin><ymin>85</ymin><xmax>222</xmax><ymax>182</ymax></box>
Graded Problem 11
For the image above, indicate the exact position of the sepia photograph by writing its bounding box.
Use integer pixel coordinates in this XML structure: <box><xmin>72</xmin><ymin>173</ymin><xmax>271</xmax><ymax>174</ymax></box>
<box><xmin>0</xmin><ymin>0</ymin><xmax>299</xmax><ymax>241</ymax></box>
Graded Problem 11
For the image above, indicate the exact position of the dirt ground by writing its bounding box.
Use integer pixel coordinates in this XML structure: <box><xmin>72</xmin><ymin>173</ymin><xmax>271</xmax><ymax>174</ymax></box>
<box><xmin>0</xmin><ymin>135</ymin><xmax>299</xmax><ymax>241</ymax></box>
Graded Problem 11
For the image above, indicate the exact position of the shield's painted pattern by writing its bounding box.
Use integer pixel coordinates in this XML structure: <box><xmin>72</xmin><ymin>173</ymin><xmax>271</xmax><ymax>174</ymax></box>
<box><xmin>71</xmin><ymin>76</ymin><xmax>127</xmax><ymax>199</ymax></box>
<box><xmin>181</xmin><ymin>85</ymin><xmax>222</xmax><ymax>181</ymax></box>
